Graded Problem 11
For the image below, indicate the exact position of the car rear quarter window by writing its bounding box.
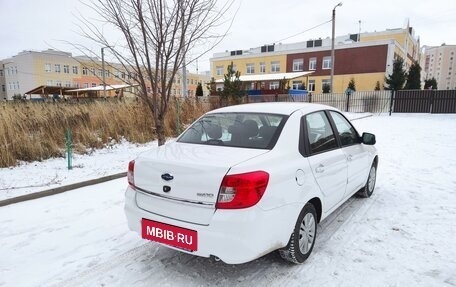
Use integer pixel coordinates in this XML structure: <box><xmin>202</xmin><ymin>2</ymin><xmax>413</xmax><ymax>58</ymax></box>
<box><xmin>305</xmin><ymin>111</ymin><xmax>338</xmax><ymax>154</ymax></box>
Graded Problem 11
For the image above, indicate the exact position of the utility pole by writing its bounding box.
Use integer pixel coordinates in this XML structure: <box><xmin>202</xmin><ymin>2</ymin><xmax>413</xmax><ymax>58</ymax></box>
<box><xmin>358</xmin><ymin>20</ymin><xmax>361</xmax><ymax>42</ymax></box>
<box><xmin>331</xmin><ymin>2</ymin><xmax>343</xmax><ymax>93</ymax></box>
<box><xmin>101</xmin><ymin>47</ymin><xmax>106</xmax><ymax>100</ymax></box>
<box><xmin>181</xmin><ymin>0</ymin><xmax>188</xmax><ymax>97</ymax></box>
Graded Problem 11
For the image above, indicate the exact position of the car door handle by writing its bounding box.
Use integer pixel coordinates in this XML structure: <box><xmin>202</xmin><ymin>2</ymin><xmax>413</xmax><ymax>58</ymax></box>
<box><xmin>315</xmin><ymin>164</ymin><xmax>325</xmax><ymax>173</ymax></box>
<box><xmin>347</xmin><ymin>154</ymin><xmax>353</xmax><ymax>162</ymax></box>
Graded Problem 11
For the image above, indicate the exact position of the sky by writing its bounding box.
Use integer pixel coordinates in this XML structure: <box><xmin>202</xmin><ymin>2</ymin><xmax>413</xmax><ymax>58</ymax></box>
<box><xmin>1</xmin><ymin>0</ymin><xmax>456</xmax><ymax>72</ymax></box>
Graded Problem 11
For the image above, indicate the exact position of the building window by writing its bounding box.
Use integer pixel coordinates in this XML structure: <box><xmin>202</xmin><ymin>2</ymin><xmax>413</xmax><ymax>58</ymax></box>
<box><xmin>46</xmin><ymin>80</ymin><xmax>53</xmax><ymax>86</ymax></box>
<box><xmin>259</xmin><ymin>62</ymin><xmax>266</xmax><ymax>73</ymax></box>
<box><xmin>63</xmin><ymin>65</ymin><xmax>70</xmax><ymax>74</ymax></box>
<box><xmin>309</xmin><ymin>80</ymin><xmax>316</xmax><ymax>91</ymax></box>
<box><xmin>271</xmin><ymin>61</ymin><xmax>280</xmax><ymax>73</ymax></box>
<box><xmin>105</xmin><ymin>70</ymin><xmax>110</xmax><ymax>77</ymax></box>
<box><xmin>292</xmin><ymin>81</ymin><xmax>302</xmax><ymax>90</ymax></box>
<box><xmin>91</xmin><ymin>68</ymin><xmax>95</xmax><ymax>75</ymax></box>
<box><xmin>98</xmin><ymin>69</ymin><xmax>103</xmax><ymax>77</ymax></box>
<box><xmin>45</xmin><ymin>63</ymin><xmax>51</xmax><ymax>73</ymax></box>
<box><xmin>1</xmin><ymin>85</ymin><xmax>5</xmax><ymax>92</ymax></box>
<box><xmin>55</xmin><ymin>64</ymin><xmax>61</xmax><ymax>73</ymax></box>
<box><xmin>82</xmin><ymin>67</ymin><xmax>88</xmax><ymax>75</ymax></box>
<box><xmin>56</xmin><ymin>81</ymin><xmax>62</xmax><ymax>87</ymax></box>
<box><xmin>246</xmin><ymin>63</ymin><xmax>255</xmax><ymax>74</ymax></box>
<box><xmin>322</xmin><ymin>57</ymin><xmax>331</xmax><ymax>69</ymax></box>
<box><xmin>322</xmin><ymin>79</ymin><xmax>331</xmax><ymax>91</ymax></box>
<box><xmin>0</xmin><ymin>69</ymin><xmax>3</xmax><ymax>76</ymax></box>
<box><xmin>72</xmin><ymin>66</ymin><xmax>78</xmax><ymax>74</ymax></box>
<box><xmin>216</xmin><ymin>66</ymin><xmax>223</xmax><ymax>76</ymax></box>
<box><xmin>270</xmin><ymin>81</ymin><xmax>280</xmax><ymax>89</ymax></box>
<box><xmin>292</xmin><ymin>59</ymin><xmax>304</xmax><ymax>71</ymax></box>
<box><xmin>65</xmin><ymin>81</ymin><xmax>71</xmax><ymax>87</ymax></box>
<box><xmin>309</xmin><ymin>58</ymin><xmax>317</xmax><ymax>70</ymax></box>
<box><xmin>92</xmin><ymin>83</ymin><xmax>97</xmax><ymax>87</ymax></box>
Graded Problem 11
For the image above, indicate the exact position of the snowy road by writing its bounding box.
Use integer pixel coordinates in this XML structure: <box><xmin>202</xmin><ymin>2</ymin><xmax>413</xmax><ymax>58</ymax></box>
<box><xmin>1</xmin><ymin>114</ymin><xmax>456</xmax><ymax>287</ymax></box>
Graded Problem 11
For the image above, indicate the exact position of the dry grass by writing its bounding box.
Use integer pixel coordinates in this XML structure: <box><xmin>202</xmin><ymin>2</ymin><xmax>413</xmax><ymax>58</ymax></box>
<box><xmin>0</xmin><ymin>99</ymin><xmax>208</xmax><ymax>168</ymax></box>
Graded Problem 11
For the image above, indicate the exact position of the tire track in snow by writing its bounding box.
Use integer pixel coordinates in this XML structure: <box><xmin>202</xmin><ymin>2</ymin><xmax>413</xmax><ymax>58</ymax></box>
<box><xmin>50</xmin><ymin>243</ymin><xmax>152</xmax><ymax>287</ymax></box>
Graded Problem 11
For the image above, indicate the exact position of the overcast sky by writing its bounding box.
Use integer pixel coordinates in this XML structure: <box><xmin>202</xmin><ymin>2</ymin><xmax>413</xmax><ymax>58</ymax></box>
<box><xmin>1</xmin><ymin>0</ymin><xmax>455</xmax><ymax>72</ymax></box>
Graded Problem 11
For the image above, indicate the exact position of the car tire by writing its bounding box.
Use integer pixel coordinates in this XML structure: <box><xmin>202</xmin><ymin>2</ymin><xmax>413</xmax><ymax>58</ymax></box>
<box><xmin>279</xmin><ymin>203</ymin><xmax>317</xmax><ymax>264</ymax></box>
<box><xmin>357</xmin><ymin>163</ymin><xmax>377</xmax><ymax>198</ymax></box>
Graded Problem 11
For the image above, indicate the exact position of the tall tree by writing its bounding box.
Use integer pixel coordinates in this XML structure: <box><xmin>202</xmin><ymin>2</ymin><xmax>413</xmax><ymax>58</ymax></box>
<box><xmin>424</xmin><ymin>78</ymin><xmax>438</xmax><ymax>90</ymax></box>
<box><xmin>220</xmin><ymin>62</ymin><xmax>244</xmax><ymax>105</ymax></box>
<box><xmin>405</xmin><ymin>62</ymin><xmax>422</xmax><ymax>89</ymax></box>
<box><xmin>77</xmin><ymin>0</ymin><xmax>233</xmax><ymax>145</ymax></box>
<box><xmin>385</xmin><ymin>57</ymin><xmax>407</xmax><ymax>90</ymax></box>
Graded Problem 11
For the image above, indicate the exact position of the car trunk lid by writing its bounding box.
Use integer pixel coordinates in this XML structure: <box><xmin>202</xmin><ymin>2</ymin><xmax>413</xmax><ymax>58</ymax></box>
<box><xmin>133</xmin><ymin>142</ymin><xmax>268</xmax><ymax>225</ymax></box>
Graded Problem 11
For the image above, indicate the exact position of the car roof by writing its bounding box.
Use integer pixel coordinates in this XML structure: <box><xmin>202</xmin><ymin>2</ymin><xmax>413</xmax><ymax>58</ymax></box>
<box><xmin>207</xmin><ymin>102</ymin><xmax>339</xmax><ymax>116</ymax></box>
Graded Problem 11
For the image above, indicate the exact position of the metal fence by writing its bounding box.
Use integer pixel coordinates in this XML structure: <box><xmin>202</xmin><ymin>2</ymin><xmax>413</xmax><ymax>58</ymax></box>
<box><xmin>394</xmin><ymin>90</ymin><xmax>456</xmax><ymax>113</ymax></box>
<box><xmin>244</xmin><ymin>90</ymin><xmax>392</xmax><ymax>114</ymax></box>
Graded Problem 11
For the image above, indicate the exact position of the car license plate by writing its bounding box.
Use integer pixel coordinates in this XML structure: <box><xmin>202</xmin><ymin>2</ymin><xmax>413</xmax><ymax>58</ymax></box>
<box><xmin>141</xmin><ymin>219</ymin><xmax>198</xmax><ymax>251</ymax></box>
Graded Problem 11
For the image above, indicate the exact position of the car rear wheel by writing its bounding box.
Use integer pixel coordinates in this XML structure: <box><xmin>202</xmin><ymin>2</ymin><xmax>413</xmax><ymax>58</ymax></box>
<box><xmin>357</xmin><ymin>163</ymin><xmax>377</xmax><ymax>198</ymax></box>
<box><xmin>279</xmin><ymin>203</ymin><xmax>317</xmax><ymax>264</ymax></box>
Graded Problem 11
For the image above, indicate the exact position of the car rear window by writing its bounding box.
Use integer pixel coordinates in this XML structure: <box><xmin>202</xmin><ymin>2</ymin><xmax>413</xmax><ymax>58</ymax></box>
<box><xmin>177</xmin><ymin>112</ymin><xmax>288</xmax><ymax>149</ymax></box>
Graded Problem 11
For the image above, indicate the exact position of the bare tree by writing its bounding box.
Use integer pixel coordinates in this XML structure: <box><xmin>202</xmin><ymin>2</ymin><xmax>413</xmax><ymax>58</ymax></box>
<box><xmin>77</xmin><ymin>0</ymin><xmax>234</xmax><ymax>145</ymax></box>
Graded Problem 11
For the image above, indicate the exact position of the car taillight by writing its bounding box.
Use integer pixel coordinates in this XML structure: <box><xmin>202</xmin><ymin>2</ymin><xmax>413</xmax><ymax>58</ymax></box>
<box><xmin>128</xmin><ymin>160</ymin><xmax>135</xmax><ymax>187</ymax></box>
<box><xmin>216</xmin><ymin>171</ymin><xmax>269</xmax><ymax>209</ymax></box>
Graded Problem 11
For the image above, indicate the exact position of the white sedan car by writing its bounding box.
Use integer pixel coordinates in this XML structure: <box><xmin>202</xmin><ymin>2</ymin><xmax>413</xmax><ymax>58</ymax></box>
<box><xmin>124</xmin><ymin>102</ymin><xmax>378</xmax><ymax>264</ymax></box>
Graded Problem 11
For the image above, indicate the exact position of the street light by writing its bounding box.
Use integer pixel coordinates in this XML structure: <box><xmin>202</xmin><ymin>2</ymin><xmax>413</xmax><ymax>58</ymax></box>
<box><xmin>101</xmin><ymin>46</ymin><xmax>113</xmax><ymax>100</ymax></box>
<box><xmin>330</xmin><ymin>2</ymin><xmax>343</xmax><ymax>93</ymax></box>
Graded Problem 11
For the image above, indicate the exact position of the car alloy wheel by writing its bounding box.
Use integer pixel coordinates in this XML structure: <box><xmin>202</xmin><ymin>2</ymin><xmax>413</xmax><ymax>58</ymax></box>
<box><xmin>279</xmin><ymin>203</ymin><xmax>317</xmax><ymax>264</ymax></box>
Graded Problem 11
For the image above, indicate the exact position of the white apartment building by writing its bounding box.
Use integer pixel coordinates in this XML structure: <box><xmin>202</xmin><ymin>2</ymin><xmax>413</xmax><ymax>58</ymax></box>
<box><xmin>424</xmin><ymin>45</ymin><xmax>456</xmax><ymax>90</ymax></box>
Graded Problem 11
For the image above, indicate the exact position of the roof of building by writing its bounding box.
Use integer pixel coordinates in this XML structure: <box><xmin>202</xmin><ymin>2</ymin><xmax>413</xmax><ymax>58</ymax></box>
<box><xmin>215</xmin><ymin>71</ymin><xmax>313</xmax><ymax>83</ymax></box>
<box><xmin>66</xmin><ymin>84</ymin><xmax>136</xmax><ymax>92</ymax></box>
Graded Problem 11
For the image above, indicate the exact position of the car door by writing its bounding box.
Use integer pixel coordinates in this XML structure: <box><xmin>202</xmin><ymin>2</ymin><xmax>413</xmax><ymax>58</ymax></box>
<box><xmin>328</xmin><ymin>111</ymin><xmax>369</xmax><ymax>197</ymax></box>
<box><xmin>302</xmin><ymin>111</ymin><xmax>347</xmax><ymax>211</ymax></box>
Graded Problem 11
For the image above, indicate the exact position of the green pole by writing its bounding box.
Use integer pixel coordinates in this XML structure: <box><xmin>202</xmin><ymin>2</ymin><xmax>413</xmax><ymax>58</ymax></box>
<box><xmin>177</xmin><ymin>100</ymin><xmax>181</xmax><ymax>136</ymax></box>
<box><xmin>66</xmin><ymin>129</ymin><xmax>72</xmax><ymax>170</ymax></box>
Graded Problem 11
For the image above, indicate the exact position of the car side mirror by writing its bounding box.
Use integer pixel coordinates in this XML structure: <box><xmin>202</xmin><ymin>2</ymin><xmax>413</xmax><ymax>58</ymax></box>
<box><xmin>362</xmin><ymin>132</ymin><xmax>376</xmax><ymax>145</ymax></box>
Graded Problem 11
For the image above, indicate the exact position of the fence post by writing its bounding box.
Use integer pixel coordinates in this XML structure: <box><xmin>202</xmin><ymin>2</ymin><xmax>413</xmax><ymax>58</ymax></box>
<box><xmin>345</xmin><ymin>92</ymin><xmax>350</xmax><ymax>112</ymax></box>
<box><xmin>389</xmin><ymin>90</ymin><xmax>395</xmax><ymax>116</ymax></box>
<box><xmin>308</xmin><ymin>93</ymin><xmax>312</xmax><ymax>103</ymax></box>
<box><xmin>66</xmin><ymin>129</ymin><xmax>72</xmax><ymax>170</ymax></box>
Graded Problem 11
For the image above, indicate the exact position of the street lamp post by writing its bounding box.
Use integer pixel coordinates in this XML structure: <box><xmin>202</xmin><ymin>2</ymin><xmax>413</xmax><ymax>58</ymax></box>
<box><xmin>331</xmin><ymin>2</ymin><xmax>343</xmax><ymax>93</ymax></box>
<box><xmin>101</xmin><ymin>46</ymin><xmax>112</xmax><ymax>100</ymax></box>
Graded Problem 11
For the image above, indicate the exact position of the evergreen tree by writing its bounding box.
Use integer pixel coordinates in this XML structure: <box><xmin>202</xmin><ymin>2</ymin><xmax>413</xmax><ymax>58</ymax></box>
<box><xmin>220</xmin><ymin>62</ymin><xmax>244</xmax><ymax>104</ymax></box>
<box><xmin>405</xmin><ymin>62</ymin><xmax>422</xmax><ymax>89</ymax></box>
<box><xmin>424</xmin><ymin>78</ymin><xmax>438</xmax><ymax>90</ymax></box>
<box><xmin>385</xmin><ymin>57</ymin><xmax>407</xmax><ymax>90</ymax></box>
<box><xmin>322</xmin><ymin>84</ymin><xmax>331</xmax><ymax>93</ymax></box>
<box><xmin>348</xmin><ymin>78</ymin><xmax>356</xmax><ymax>91</ymax></box>
<box><xmin>374</xmin><ymin>81</ymin><xmax>381</xmax><ymax>91</ymax></box>
<box><xmin>196</xmin><ymin>82</ymin><xmax>204</xmax><ymax>97</ymax></box>
<box><xmin>206</xmin><ymin>77</ymin><xmax>216</xmax><ymax>95</ymax></box>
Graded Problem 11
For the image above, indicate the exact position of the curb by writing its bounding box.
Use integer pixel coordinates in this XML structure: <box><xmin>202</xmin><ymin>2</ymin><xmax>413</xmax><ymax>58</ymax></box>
<box><xmin>0</xmin><ymin>172</ymin><xmax>127</xmax><ymax>207</ymax></box>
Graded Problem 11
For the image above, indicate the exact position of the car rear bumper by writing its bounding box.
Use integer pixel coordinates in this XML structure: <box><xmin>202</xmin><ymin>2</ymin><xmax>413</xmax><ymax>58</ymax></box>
<box><xmin>124</xmin><ymin>186</ymin><xmax>298</xmax><ymax>264</ymax></box>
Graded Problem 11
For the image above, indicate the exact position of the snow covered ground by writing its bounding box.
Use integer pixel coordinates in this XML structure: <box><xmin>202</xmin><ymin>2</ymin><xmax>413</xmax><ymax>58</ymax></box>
<box><xmin>1</xmin><ymin>113</ymin><xmax>455</xmax><ymax>286</ymax></box>
<box><xmin>0</xmin><ymin>140</ymin><xmax>159</xmax><ymax>200</ymax></box>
